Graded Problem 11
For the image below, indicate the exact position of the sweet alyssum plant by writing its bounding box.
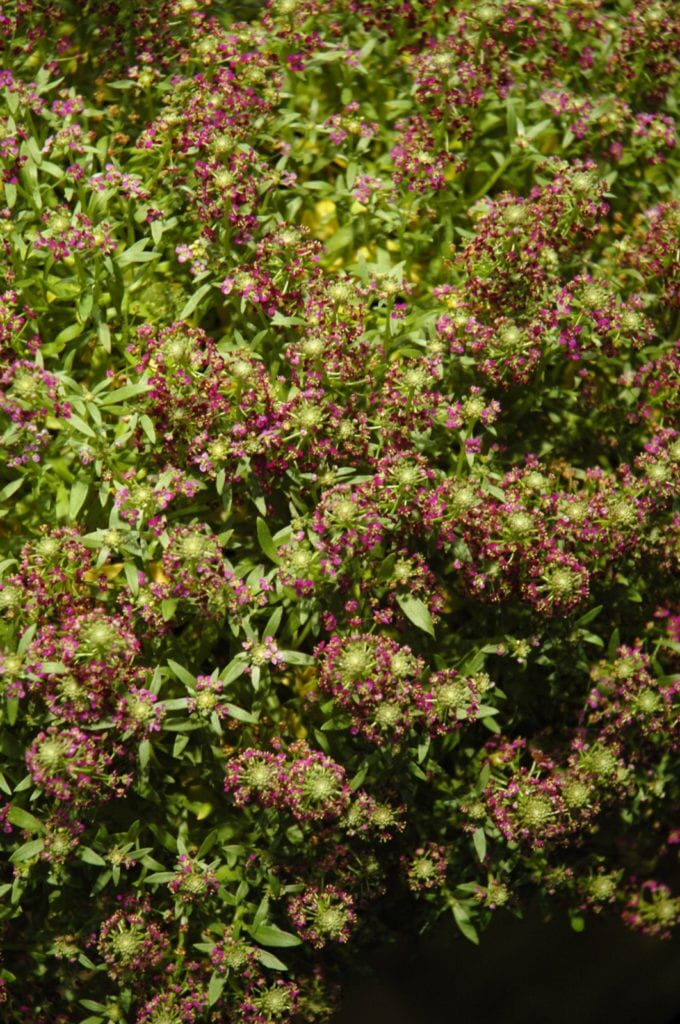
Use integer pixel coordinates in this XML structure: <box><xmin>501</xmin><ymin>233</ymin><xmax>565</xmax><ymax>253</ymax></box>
<box><xmin>0</xmin><ymin>0</ymin><xmax>678</xmax><ymax>1021</ymax></box>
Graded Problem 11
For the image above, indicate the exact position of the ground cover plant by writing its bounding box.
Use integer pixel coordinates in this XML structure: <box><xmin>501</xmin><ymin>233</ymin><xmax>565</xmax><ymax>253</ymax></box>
<box><xmin>0</xmin><ymin>0</ymin><xmax>678</xmax><ymax>1020</ymax></box>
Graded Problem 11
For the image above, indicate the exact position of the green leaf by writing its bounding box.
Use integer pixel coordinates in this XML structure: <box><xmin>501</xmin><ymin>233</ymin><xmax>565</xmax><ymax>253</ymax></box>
<box><xmin>607</xmin><ymin>628</ymin><xmax>621</xmax><ymax>659</ymax></box>
<box><xmin>168</xmin><ymin>660</ymin><xmax>197</xmax><ymax>687</ymax></box>
<box><xmin>279</xmin><ymin>650</ymin><xmax>314</xmax><ymax>665</ymax></box>
<box><xmin>349</xmin><ymin>765</ymin><xmax>368</xmax><ymax>790</ymax></box>
<box><xmin>10</xmin><ymin>838</ymin><xmax>44</xmax><ymax>863</ymax></box>
<box><xmin>326</xmin><ymin>224</ymin><xmax>353</xmax><ymax>253</ymax></box>
<box><xmin>256</xmin><ymin>517</ymin><xmax>281</xmax><ymax>565</ymax></box>
<box><xmin>263</xmin><ymin>606</ymin><xmax>283</xmax><ymax>638</ymax></box>
<box><xmin>98</xmin><ymin>321</ymin><xmax>111</xmax><ymax>352</ymax></box>
<box><xmin>5</xmin><ymin>697</ymin><xmax>18</xmax><ymax>727</ymax></box>
<box><xmin>248</xmin><ymin>923</ymin><xmax>302</xmax><ymax>948</ymax></box>
<box><xmin>68</xmin><ymin>481</ymin><xmax>89</xmax><ymax>520</ymax></box>
<box><xmin>473</xmin><ymin>827</ymin><xmax>487</xmax><ymax>863</ymax></box>
<box><xmin>80</xmin><ymin>847</ymin><xmax>106</xmax><ymax>866</ymax></box>
<box><xmin>576</xmin><ymin>605</ymin><xmax>604</xmax><ymax>627</ymax></box>
<box><xmin>173</xmin><ymin>735</ymin><xmax>190</xmax><ymax>758</ymax></box>
<box><xmin>99</xmin><ymin>382</ymin><xmax>150</xmax><ymax>406</ymax></box>
<box><xmin>396</xmin><ymin>595</ymin><xmax>435</xmax><ymax>637</ymax></box>
<box><xmin>1</xmin><ymin>479</ymin><xmax>23</xmax><ymax>501</ymax></box>
<box><xmin>179</xmin><ymin>283</ymin><xmax>211</xmax><ymax>319</ymax></box>
<box><xmin>17</xmin><ymin>624</ymin><xmax>37</xmax><ymax>655</ymax></box>
<box><xmin>7</xmin><ymin>806</ymin><xmax>43</xmax><ymax>832</ymax></box>
<box><xmin>452</xmin><ymin>904</ymin><xmax>479</xmax><ymax>945</ymax></box>
<box><xmin>138</xmin><ymin>414</ymin><xmax>157</xmax><ymax>443</ymax></box>
<box><xmin>207</xmin><ymin>972</ymin><xmax>226</xmax><ymax>1006</ymax></box>
<box><xmin>116</xmin><ymin>239</ymin><xmax>157</xmax><ymax>266</ymax></box>
<box><xmin>224</xmin><ymin>703</ymin><xmax>258</xmax><ymax>724</ymax></box>
<box><xmin>138</xmin><ymin>739</ymin><xmax>151</xmax><ymax>770</ymax></box>
<box><xmin>53</xmin><ymin>322</ymin><xmax>84</xmax><ymax>347</ymax></box>
<box><xmin>256</xmin><ymin>949</ymin><xmax>288</xmax><ymax>970</ymax></box>
<box><xmin>66</xmin><ymin>413</ymin><xmax>96</xmax><ymax>438</ymax></box>
<box><xmin>124</xmin><ymin>562</ymin><xmax>139</xmax><ymax>595</ymax></box>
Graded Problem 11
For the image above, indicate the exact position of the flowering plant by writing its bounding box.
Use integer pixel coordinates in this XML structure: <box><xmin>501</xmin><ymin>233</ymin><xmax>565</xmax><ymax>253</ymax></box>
<box><xmin>0</xmin><ymin>0</ymin><xmax>678</xmax><ymax>1020</ymax></box>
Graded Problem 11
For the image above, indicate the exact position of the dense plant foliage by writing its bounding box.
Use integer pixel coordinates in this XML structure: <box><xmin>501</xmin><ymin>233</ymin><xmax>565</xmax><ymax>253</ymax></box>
<box><xmin>0</xmin><ymin>1</ymin><xmax>679</xmax><ymax>1020</ymax></box>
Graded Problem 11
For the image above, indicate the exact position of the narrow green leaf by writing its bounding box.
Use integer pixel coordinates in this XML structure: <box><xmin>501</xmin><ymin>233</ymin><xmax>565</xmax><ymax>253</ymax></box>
<box><xmin>98</xmin><ymin>321</ymin><xmax>111</xmax><ymax>352</ymax></box>
<box><xmin>256</xmin><ymin>517</ymin><xmax>281</xmax><ymax>565</ymax></box>
<box><xmin>224</xmin><ymin>703</ymin><xmax>257</xmax><ymax>724</ymax></box>
<box><xmin>256</xmin><ymin>950</ymin><xmax>288</xmax><ymax>970</ymax></box>
<box><xmin>80</xmin><ymin>847</ymin><xmax>106</xmax><ymax>867</ymax></box>
<box><xmin>68</xmin><ymin>481</ymin><xmax>89</xmax><ymax>520</ymax></box>
<box><xmin>7</xmin><ymin>806</ymin><xmax>43</xmax><ymax>832</ymax></box>
<box><xmin>116</xmin><ymin>239</ymin><xmax>157</xmax><ymax>266</ymax></box>
<box><xmin>248</xmin><ymin>923</ymin><xmax>302</xmax><ymax>948</ymax></box>
<box><xmin>452</xmin><ymin>904</ymin><xmax>479</xmax><ymax>945</ymax></box>
<box><xmin>326</xmin><ymin>224</ymin><xmax>353</xmax><ymax>253</ymax></box>
<box><xmin>179</xmin><ymin>283</ymin><xmax>211</xmax><ymax>319</ymax></box>
<box><xmin>140</xmin><ymin>415</ymin><xmax>156</xmax><ymax>443</ymax></box>
<box><xmin>576</xmin><ymin>605</ymin><xmax>604</xmax><ymax>627</ymax></box>
<box><xmin>66</xmin><ymin>413</ymin><xmax>95</xmax><ymax>438</ymax></box>
<box><xmin>10</xmin><ymin>838</ymin><xmax>44</xmax><ymax>863</ymax></box>
<box><xmin>138</xmin><ymin>739</ymin><xmax>151</xmax><ymax>770</ymax></box>
<box><xmin>279</xmin><ymin>650</ymin><xmax>314</xmax><ymax>666</ymax></box>
<box><xmin>207</xmin><ymin>973</ymin><xmax>226</xmax><ymax>1006</ymax></box>
<box><xmin>1</xmin><ymin>479</ymin><xmax>23</xmax><ymax>500</ymax></box>
<box><xmin>99</xmin><ymin>382</ymin><xmax>150</xmax><ymax>406</ymax></box>
<box><xmin>167</xmin><ymin>660</ymin><xmax>197</xmax><ymax>687</ymax></box>
<box><xmin>396</xmin><ymin>595</ymin><xmax>435</xmax><ymax>637</ymax></box>
<box><xmin>124</xmin><ymin>562</ymin><xmax>139</xmax><ymax>595</ymax></box>
<box><xmin>54</xmin><ymin>322</ymin><xmax>84</xmax><ymax>346</ymax></box>
<box><xmin>473</xmin><ymin>827</ymin><xmax>487</xmax><ymax>863</ymax></box>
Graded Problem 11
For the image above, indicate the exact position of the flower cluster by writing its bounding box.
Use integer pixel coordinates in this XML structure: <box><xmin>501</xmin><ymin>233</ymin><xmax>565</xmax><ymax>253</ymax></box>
<box><xmin>287</xmin><ymin>885</ymin><xmax>356</xmax><ymax>948</ymax></box>
<box><xmin>316</xmin><ymin>634</ymin><xmax>430</xmax><ymax>742</ymax></box>
<box><xmin>224</xmin><ymin>742</ymin><xmax>352</xmax><ymax>824</ymax></box>
<box><xmin>97</xmin><ymin>898</ymin><xmax>170</xmax><ymax>980</ymax></box>
<box><xmin>0</xmin><ymin>1</ymin><xmax>679</xmax><ymax>1020</ymax></box>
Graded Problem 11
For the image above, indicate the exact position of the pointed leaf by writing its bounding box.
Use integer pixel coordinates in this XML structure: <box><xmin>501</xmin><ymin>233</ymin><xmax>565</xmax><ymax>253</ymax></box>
<box><xmin>396</xmin><ymin>595</ymin><xmax>435</xmax><ymax>637</ymax></box>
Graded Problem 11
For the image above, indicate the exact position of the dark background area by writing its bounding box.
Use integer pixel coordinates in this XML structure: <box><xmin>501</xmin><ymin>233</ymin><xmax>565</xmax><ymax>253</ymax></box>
<box><xmin>333</xmin><ymin>906</ymin><xmax>680</xmax><ymax>1024</ymax></box>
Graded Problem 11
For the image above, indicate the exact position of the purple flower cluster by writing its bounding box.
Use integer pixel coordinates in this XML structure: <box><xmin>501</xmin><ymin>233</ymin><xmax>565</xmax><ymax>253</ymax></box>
<box><xmin>224</xmin><ymin>742</ymin><xmax>352</xmax><ymax>823</ymax></box>
<box><xmin>287</xmin><ymin>885</ymin><xmax>356</xmax><ymax>948</ymax></box>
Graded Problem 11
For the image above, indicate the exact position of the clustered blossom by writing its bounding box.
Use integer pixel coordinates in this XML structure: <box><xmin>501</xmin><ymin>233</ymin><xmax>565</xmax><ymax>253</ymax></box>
<box><xmin>114</xmin><ymin>686</ymin><xmax>166</xmax><ymax>737</ymax></box>
<box><xmin>315</xmin><ymin>634</ymin><xmax>431</xmax><ymax>742</ymax></box>
<box><xmin>187</xmin><ymin>675</ymin><xmax>232</xmax><ymax>721</ymax></box>
<box><xmin>403</xmin><ymin>843</ymin><xmax>449</xmax><ymax>893</ymax></box>
<box><xmin>482</xmin><ymin>737</ymin><xmax>628</xmax><ymax>852</ymax></box>
<box><xmin>287</xmin><ymin>885</ymin><xmax>356</xmax><ymax>948</ymax></box>
<box><xmin>235</xmin><ymin>979</ymin><xmax>300</xmax><ymax>1024</ymax></box>
<box><xmin>424</xmin><ymin>669</ymin><xmax>496</xmax><ymax>735</ymax></box>
<box><xmin>97</xmin><ymin>899</ymin><xmax>169</xmax><ymax>979</ymax></box>
<box><xmin>33</xmin><ymin>207</ymin><xmax>117</xmax><ymax>261</ymax></box>
<box><xmin>136</xmin><ymin>988</ymin><xmax>207</xmax><ymax>1024</ymax></box>
<box><xmin>0</xmin><ymin>0</ymin><xmax>679</xmax><ymax>1019</ymax></box>
<box><xmin>25</xmin><ymin>725</ymin><xmax>130</xmax><ymax>804</ymax></box>
<box><xmin>622</xmin><ymin>881</ymin><xmax>680</xmax><ymax>941</ymax></box>
<box><xmin>156</xmin><ymin>525</ymin><xmax>253</xmax><ymax>619</ymax></box>
<box><xmin>587</xmin><ymin>647</ymin><xmax>680</xmax><ymax>750</ymax></box>
<box><xmin>224</xmin><ymin>742</ymin><xmax>352</xmax><ymax>823</ymax></box>
<box><xmin>0</xmin><ymin>360</ymin><xmax>69</xmax><ymax>468</ymax></box>
<box><xmin>168</xmin><ymin>855</ymin><xmax>218</xmax><ymax>904</ymax></box>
